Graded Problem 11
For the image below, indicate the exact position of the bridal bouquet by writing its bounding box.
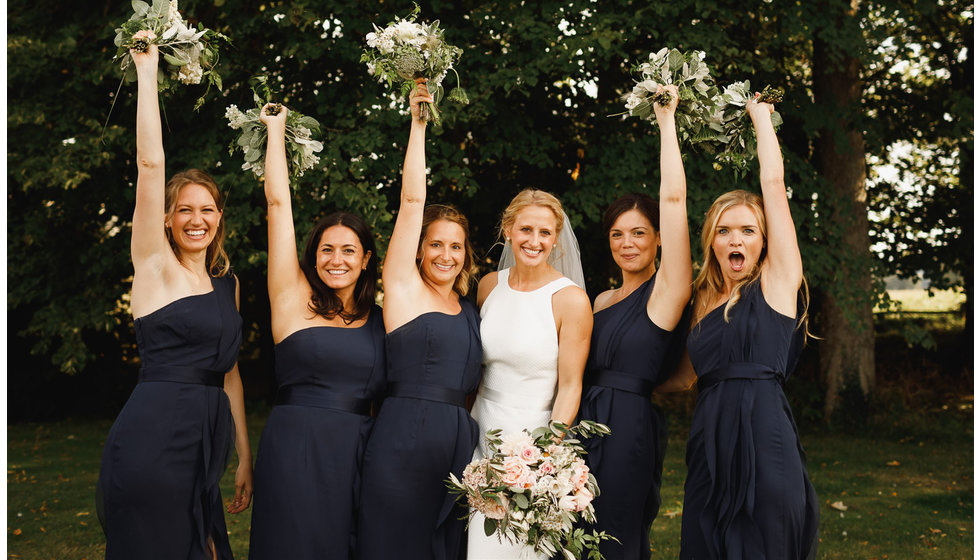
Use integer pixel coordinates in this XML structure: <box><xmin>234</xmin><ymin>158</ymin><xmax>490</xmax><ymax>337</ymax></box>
<box><xmin>360</xmin><ymin>4</ymin><xmax>468</xmax><ymax>125</ymax></box>
<box><xmin>709</xmin><ymin>82</ymin><xmax>784</xmax><ymax>175</ymax></box>
<box><xmin>448</xmin><ymin>421</ymin><xmax>616</xmax><ymax>560</ymax></box>
<box><xmin>225</xmin><ymin>77</ymin><xmax>323</xmax><ymax>179</ymax></box>
<box><xmin>623</xmin><ymin>47</ymin><xmax>722</xmax><ymax>148</ymax></box>
<box><xmin>112</xmin><ymin>0</ymin><xmax>229</xmax><ymax>109</ymax></box>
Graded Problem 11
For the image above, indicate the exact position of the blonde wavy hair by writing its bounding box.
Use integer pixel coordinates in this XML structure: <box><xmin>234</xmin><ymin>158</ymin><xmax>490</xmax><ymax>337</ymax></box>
<box><xmin>416</xmin><ymin>204</ymin><xmax>477</xmax><ymax>297</ymax></box>
<box><xmin>498</xmin><ymin>189</ymin><xmax>564</xmax><ymax>241</ymax></box>
<box><xmin>164</xmin><ymin>169</ymin><xmax>231</xmax><ymax>277</ymax></box>
<box><xmin>694</xmin><ymin>189</ymin><xmax>810</xmax><ymax>333</ymax></box>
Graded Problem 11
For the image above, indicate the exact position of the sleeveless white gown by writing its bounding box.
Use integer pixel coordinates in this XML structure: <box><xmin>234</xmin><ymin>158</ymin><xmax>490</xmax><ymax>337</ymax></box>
<box><xmin>467</xmin><ymin>268</ymin><xmax>577</xmax><ymax>559</ymax></box>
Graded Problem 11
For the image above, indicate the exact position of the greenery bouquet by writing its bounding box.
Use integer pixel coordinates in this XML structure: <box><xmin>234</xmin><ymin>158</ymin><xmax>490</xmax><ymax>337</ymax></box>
<box><xmin>360</xmin><ymin>4</ymin><xmax>468</xmax><ymax>125</ymax></box>
<box><xmin>710</xmin><ymin>82</ymin><xmax>785</xmax><ymax>175</ymax></box>
<box><xmin>448</xmin><ymin>421</ymin><xmax>616</xmax><ymax>560</ymax></box>
<box><xmin>112</xmin><ymin>0</ymin><xmax>229</xmax><ymax>109</ymax></box>
<box><xmin>623</xmin><ymin>47</ymin><xmax>721</xmax><ymax>148</ymax></box>
<box><xmin>225</xmin><ymin>77</ymin><xmax>324</xmax><ymax>179</ymax></box>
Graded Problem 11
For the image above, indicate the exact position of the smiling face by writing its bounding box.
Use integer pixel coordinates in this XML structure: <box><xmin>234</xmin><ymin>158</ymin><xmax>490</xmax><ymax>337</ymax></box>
<box><xmin>710</xmin><ymin>204</ymin><xmax>765</xmax><ymax>284</ymax></box>
<box><xmin>166</xmin><ymin>183</ymin><xmax>222</xmax><ymax>255</ymax></box>
<box><xmin>316</xmin><ymin>225</ymin><xmax>370</xmax><ymax>294</ymax></box>
<box><xmin>418</xmin><ymin>219</ymin><xmax>467</xmax><ymax>287</ymax></box>
<box><xmin>609</xmin><ymin>208</ymin><xmax>660</xmax><ymax>275</ymax></box>
<box><xmin>507</xmin><ymin>205</ymin><xmax>559</xmax><ymax>268</ymax></box>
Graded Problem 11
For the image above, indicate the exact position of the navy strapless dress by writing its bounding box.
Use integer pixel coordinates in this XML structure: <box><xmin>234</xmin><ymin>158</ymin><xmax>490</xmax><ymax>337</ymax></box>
<box><xmin>98</xmin><ymin>275</ymin><xmax>242</xmax><ymax>560</ymax></box>
<box><xmin>681</xmin><ymin>280</ymin><xmax>818</xmax><ymax>559</ymax></box>
<box><xmin>249</xmin><ymin>305</ymin><xmax>386</xmax><ymax>560</ymax></box>
<box><xmin>356</xmin><ymin>301</ymin><xmax>483</xmax><ymax>560</ymax></box>
<box><xmin>578</xmin><ymin>276</ymin><xmax>678</xmax><ymax>559</ymax></box>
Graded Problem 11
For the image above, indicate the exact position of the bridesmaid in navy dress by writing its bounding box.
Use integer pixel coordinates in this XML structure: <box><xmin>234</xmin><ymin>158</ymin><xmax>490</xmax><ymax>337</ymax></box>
<box><xmin>97</xmin><ymin>35</ymin><xmax>252</xmax><ymax>560</ymax></box>
<box><xmin>357</xmin><ymin>82</ymin><xmax>482</xmax><ymax>560</ymax></box>
<box><xmin>248</xmin><ymin>105</ymin><xmax>386</xmax><ymax>559</ymax></box>
<box><xmin>577</xmin><ymin>85</ymin><xmax>692</xmax><ymax>559</ymax></box>
<box><xmin>662</xmin><ymin>95</ymin><xmax>819</xmax><ymax>558</ymax></box>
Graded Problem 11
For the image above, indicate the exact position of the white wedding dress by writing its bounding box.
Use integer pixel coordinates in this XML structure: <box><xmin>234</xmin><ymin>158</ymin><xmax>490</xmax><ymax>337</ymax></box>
<box><xmin>467</xmin><ymin>267</ymin><xmax>577</xmax><ymax>559</ymax></box>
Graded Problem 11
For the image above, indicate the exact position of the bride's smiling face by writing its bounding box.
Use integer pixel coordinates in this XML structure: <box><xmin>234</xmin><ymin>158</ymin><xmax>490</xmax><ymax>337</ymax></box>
<box><xmin>507</xmin><ymin>205</ymin><xmax>559</xmax><ymax>268</ymax></box>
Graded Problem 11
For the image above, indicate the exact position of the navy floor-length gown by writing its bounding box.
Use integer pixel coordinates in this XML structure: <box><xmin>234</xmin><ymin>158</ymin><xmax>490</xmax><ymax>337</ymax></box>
<box><xmin>249</xmin><ymin>306</ymin><xmax>386</xmax><ymax>559</ymax></box>
<box><xmin>578</xmin><ymin>276</ymin><xmax>678</xmax><ymax>559</ymax></box>
<box><xmin>681</xmin><ymin>280</ymin><xmax>819</xmax><ymax>559</ymax></box>
<box><xmin>356</xmin><ymin>302</ymin><xmax>483</xmax><ymax>560</ymax></box>
<box><xmin>98</xmin><ymin>275</ymin><xmax>242</xmax><ymax>560</ymax></box>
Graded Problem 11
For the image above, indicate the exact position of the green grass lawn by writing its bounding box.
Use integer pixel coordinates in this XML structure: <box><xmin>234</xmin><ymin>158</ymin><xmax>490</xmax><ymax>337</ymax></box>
<box><xmin>7</xmin><ymin>410</ymin><xmax>973</xmax><ymax>559</ymax></box>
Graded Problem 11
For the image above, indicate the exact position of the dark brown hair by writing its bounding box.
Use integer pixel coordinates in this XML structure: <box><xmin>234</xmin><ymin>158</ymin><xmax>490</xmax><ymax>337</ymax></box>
<box><xmin>300</xmin><ymin>212</ymin><xmax>378</xmax><ymax>322</ymax></box>
<box><xmin>602</xmin><ymin>192</ymin><xmax>661</xmax><ymax>234</ymax></box>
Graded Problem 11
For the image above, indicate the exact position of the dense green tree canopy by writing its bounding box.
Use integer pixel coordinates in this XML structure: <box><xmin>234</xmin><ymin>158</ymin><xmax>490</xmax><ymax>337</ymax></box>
<box><xmin>7</xmin><ymin>0</ymin><xmax>971</xmax><ymax>419</ymax></box>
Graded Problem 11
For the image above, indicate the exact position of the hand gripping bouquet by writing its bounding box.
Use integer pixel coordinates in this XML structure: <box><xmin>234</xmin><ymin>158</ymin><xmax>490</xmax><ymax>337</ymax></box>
<box><xmin>622</xmin><ymin>47</ymin><xmax>721</xmax><ymax>148</ymax></box>
<box><xmin>225</xmin><ymin>76</ymin><xmax>324</xmax><ymax>179</ymax></box>
<box><xmin>112</xmin><ymin>0</ymin><xmax>229</xmax><ymax>109</ymax></box>
<box><xmin>360</xmin><ymin>4</ymin><xmax>468</xmax><ymax>125</ymax></box>
<box><xmin>448</xmin><ymin>421</ymin><xmax>618</xmax><ymax>560</ymax></box>
<box><xmin>709</xmin><ymin>82</ymin><xmax>785</xmax><ymax>176</ymax></box>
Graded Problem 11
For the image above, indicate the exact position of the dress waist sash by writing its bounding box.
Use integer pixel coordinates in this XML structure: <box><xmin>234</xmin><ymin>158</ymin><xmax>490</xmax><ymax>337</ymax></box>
<box><xmin>387</xmin><ymin>382</ymin><xmax>467</xmax><ymax>408</ymax></box>
<box><xmin>697</xmin><ymin>362</ymin><xmax>782</xmax><ymax>392</ymax></box>
<box><xmin>478</xmin><ymin>385</ymin><xmax>554</xmax><ymax>411</ymax></box>
<box><xmin>275</xmin><ymin>385</ymin><xmax>372</xmax><ymax>416</ymax></box>
<box><xmin>138</xmin><ymin>365</ymin><xmax>224</xmax><ymax>387</ymax></box>
<box><xmin>590</xmin><ymin>369</ymin><xmax>655</xmax><ymax>399</ymax></box>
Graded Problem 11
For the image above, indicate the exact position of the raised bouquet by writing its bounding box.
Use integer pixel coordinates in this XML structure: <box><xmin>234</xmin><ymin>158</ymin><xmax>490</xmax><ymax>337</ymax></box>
<box><xmin>448</xmin><ymin>421</ymin><xmax>616</xmax><ymax>560</ymax></box>
<box><xmin>225</xmin><ymin>77</ymin><xmax>323</xmax><ymax>179</ymax></box>
<box><xmin>360</xmin><ymin>4</ymin><xmax>468</xmax><ymax>125</ymax></box>
<box><xmin>112</xmin><ymin>0</ymin><xmax>229</xmax><ymax>109</ymax></box>
<box><xmin>623</xmin><ymin>47</ymin><xmax>721</xmax><ymax>148</ymax></box>
<box><xmin>709</xmin><ymin>82</ymin><xmax>784</xmax><ymax>175</ymax></box>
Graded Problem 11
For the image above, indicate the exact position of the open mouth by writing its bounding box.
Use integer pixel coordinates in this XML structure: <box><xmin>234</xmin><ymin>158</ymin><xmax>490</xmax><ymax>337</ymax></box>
<box><xmin>433</xmin><ymin>262</ymin><xmax>455</xmax><ymax>272</ymax></box>
<box><xmin>521</xmin><ymin>247</ymin><xmax>543</xmax><ymax>258</ymax></box>
<box><xmin>325</xmin><ymin>269</ymin><xmax>349</xmax><ymax>276</ymax></box>
<box><xmin>185</xmin><ymin>229</ymin><xmax>207</xmax><ymax>240</ymax></box>
<box><xmin>729</xmin><ymin>252</ymin><xmax>745</xmax><ymax>272</ymax></box>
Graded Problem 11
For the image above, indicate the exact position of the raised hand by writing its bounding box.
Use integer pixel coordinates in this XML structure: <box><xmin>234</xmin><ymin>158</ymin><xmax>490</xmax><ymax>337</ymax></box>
<box><xmin>260</xmin><ymin>102</ymin><xmax>288</xmax><ymax>133</ymax></box>
<box><xmin>409</xmin><ymin>79</ymin><xmax>435</xmax><ymax>123</ymax></box>
<box><xmin>129</xmin><ymin>30</ymin><xmax>159</xmax><ymax>77</ymax></box>
<box><xmin>747</xmin><ymin>93</ymin><xmax>775</xmax><ymax>124</ymax></box>
<box><xmin>653</xmin><ymin>84</ymin><xmax>680</xmax><ymax>121</ymax></box>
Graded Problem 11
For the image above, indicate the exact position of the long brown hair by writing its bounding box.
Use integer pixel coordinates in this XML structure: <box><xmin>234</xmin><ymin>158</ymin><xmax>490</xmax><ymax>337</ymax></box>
<box><xmin>693</xmin><ymin>189</ymin><xmax>811</xmax><ymax>334</ymax></box>
<box><xmin>417</xmin><ymin>204</ymin><xmax>477</xmax><ymax>297</ymax></box>
<box><xmin>164</xmin><ymin>169</ymin><xmax>230</xmax><ymax>277</ymax></box>
<box><xmin>300</xmin><ymin>212</ymin><xmax>379</xmax><ymax>322</ymax></box>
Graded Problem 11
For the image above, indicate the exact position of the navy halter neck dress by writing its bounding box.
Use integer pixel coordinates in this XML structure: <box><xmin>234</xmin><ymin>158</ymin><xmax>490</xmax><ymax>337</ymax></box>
<box><xmin>578</xmin><ymin>276</ymin><xmax>680</xmax><ymax>559</ymax></box>
<box><xmin>248</xmin><ymin>305</ymin><xmax>386</xmax><ymax>559</ymax></box>
<box><xmin>98</xmin><ymin>275</ymin><xmax>242</xmax><ymax>560</ymax></box>
<box><xmin>681</xmin><ymin>280</ymin><xmax>819</xmax><ymax>559</ymax></box>
<box><xmin>356</xmin><ymin>301</ymin><xmax>483</xmax><ymax>560</ymax></box>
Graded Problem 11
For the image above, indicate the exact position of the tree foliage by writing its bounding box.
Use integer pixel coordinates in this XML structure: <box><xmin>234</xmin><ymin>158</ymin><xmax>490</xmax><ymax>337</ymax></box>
<box><xmin>6</xmin><ymin>0</ymin><xmax>970</xmax><ymax>418</ymax></box>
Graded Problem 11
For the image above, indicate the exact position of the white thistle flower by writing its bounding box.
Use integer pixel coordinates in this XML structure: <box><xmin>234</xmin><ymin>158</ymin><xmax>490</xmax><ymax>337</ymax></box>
<box><xmin>178</xmin><ymin>60</ymin><xmax>203</xmax><ymax>84</ymax></box>
<box><xmin>167</xmin><ymin>0</ymin><xmax>181</xmax><ymax>26</ymax></box>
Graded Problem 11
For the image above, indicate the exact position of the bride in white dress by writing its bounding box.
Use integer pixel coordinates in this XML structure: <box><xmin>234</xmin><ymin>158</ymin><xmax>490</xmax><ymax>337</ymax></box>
<box><xmin>468</xmin><ymin>189</ymin><xmax>593</xmax><ymax>559</ymax></box>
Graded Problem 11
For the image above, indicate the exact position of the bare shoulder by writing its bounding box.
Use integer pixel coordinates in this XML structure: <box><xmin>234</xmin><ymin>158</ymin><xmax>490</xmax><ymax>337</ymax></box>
<box><xmin>477</xmin><ymin>271</ymin><xmax>499</xmax><ymax>308</ymax></box>
<box><xmin>553</xmin><ymin>283</ymin><xmax>591</xmax><ymax>314</ymax></box>
<box><xmin>592</xmin><ymin>289</ymin><xmax>616</xmax><ymax>314</ymax></box>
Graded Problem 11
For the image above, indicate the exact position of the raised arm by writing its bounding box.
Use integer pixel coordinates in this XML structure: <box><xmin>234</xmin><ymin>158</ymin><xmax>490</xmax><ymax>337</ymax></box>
<box><xmin>749</xmin><ymin>98</ymin><xmax>801</xmax><ymax>316</ymax></box>
<box><xmin>550</xmin><ymin>286</ymin><xmax>594</xmax><ymax>425</ymax></box>
<box><xmin>129</xmin><ymin>34</ymin><xmax>170</xmax><ymax>270</ymax></box>
<box><xmin>260</xmin><ymin>104</ymin><xmax>307</xmax><ymax>337</ymax></box>
<box><xmin>648</xmin><ymin>84</ymin><xmax>692</xmax><ymax>330</ymax></box>
<box><xmin>381</xmin><ymin>82</ymin><xmax>434</xmax><ymax>322</ymax></box>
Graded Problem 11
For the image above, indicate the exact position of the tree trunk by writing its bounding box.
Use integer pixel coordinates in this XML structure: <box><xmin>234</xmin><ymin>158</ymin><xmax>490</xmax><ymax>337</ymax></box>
<box><xmin>812</xmin><ymin>0</ymin><xmax>876</xmax><ymax>421</ymax></box>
